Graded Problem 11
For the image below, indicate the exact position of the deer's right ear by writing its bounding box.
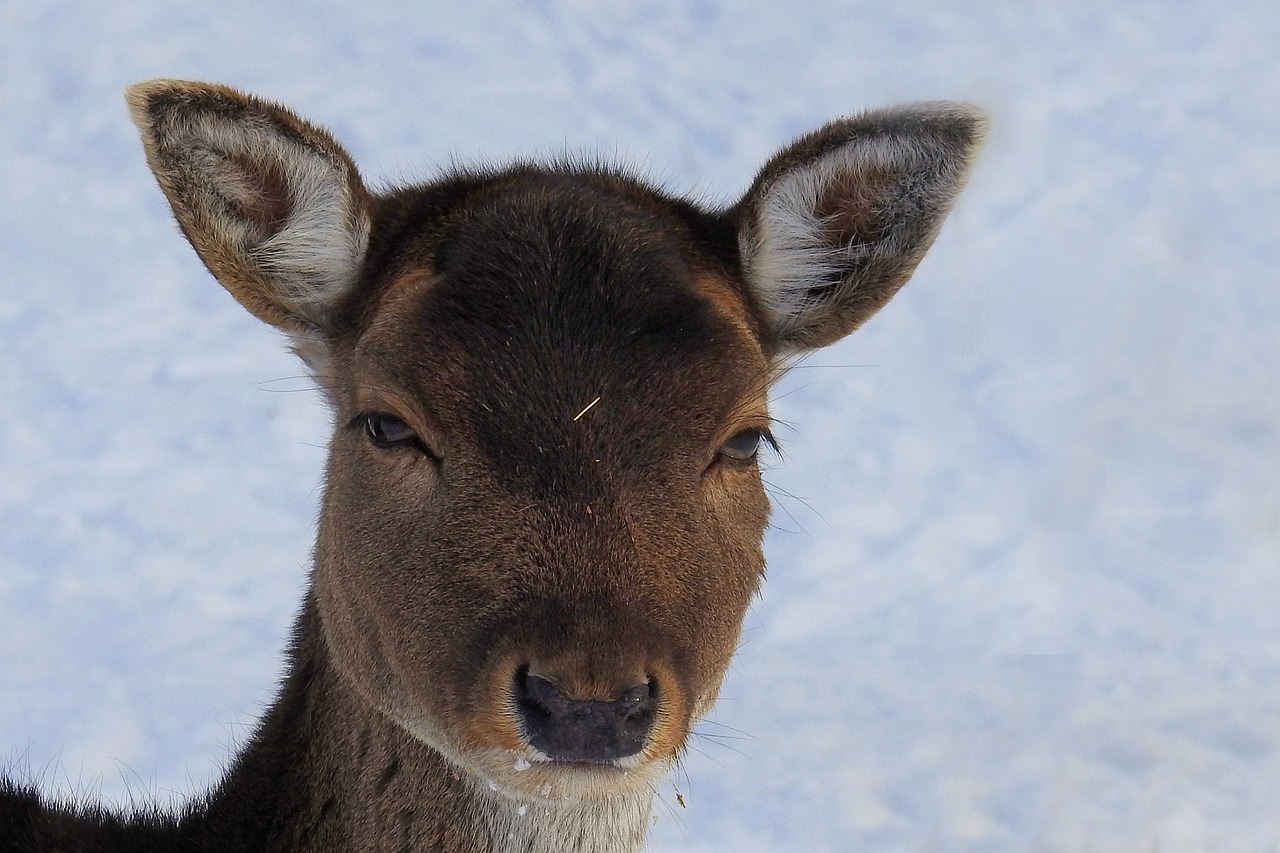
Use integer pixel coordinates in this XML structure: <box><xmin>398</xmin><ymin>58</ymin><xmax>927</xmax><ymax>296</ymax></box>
<box><xmin>126</xmin><ymin>80</ymin><xmax>371</xmax><ymax>336</ymax></box>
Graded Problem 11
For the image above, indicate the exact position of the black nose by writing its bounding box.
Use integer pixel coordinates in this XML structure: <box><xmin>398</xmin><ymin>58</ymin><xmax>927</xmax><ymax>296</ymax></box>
<box><xmin>514</xmin><ymin>668</ymin><xmax>657</xmax><ymax>763</ymax></box>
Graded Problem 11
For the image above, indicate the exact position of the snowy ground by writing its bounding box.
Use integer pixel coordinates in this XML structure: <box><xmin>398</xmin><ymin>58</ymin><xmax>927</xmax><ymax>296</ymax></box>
<box><xmin>2</xmin><ymin>2</ymin><xmax>1279</xmax><ymax>850</ymax></box>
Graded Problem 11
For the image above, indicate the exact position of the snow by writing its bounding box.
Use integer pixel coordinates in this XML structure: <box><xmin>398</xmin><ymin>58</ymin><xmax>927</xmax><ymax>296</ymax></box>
<box><xmin>2</xmin><ymin>1</ymin><xmax>1278</xmax><ymax>850</ymax></box>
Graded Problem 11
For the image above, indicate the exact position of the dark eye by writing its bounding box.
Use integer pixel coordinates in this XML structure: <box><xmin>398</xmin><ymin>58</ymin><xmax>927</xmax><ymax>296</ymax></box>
<box><xmin>362</xmin><ymin>412</ymin><xmax>429</xmax><ymax>454</ymax></box>
<box><xmin>719</xmin><ymin>428</ymin><xmax>767</xmax><ymax>463</ymax></box>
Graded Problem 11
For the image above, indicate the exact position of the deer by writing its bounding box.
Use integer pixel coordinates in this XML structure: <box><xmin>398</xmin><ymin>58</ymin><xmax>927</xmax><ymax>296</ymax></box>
<box><xmin>0</xmin><ymin>80</ymin><xmax>984</xmax><ymax>852</ymax></box>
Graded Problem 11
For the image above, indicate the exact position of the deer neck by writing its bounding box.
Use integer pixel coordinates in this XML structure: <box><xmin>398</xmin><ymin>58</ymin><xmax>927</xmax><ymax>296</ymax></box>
<box><xmin>200</xmin><ymin>592</ymin><xmax>654</xmax><ymax>853</ymax></box>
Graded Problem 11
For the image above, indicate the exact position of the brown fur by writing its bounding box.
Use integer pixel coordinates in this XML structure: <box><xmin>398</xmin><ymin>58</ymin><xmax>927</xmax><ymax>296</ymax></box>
<box><xmin>1</xmin><ymin>81</ymin><xmax>984</xmax><ymax>852</ymax></box>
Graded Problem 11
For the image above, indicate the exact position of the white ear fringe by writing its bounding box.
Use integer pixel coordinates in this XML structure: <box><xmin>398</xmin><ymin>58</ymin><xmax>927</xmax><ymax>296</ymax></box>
<box><xmin>190</xmin><ymin>115</ymin><xmax>369</xmax><ymax>327</ymax></box>
<box><xmin>740</xmin><ymin>136</ymin><xmax>921</xmax><ymax>344</ymax></box>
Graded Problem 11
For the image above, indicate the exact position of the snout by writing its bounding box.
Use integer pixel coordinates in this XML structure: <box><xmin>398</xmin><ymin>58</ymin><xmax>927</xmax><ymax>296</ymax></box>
<box><xmin>515</xmin><ymin>667</ymin><xmax>657</xmax><ymax>763</ymax></box>
<box><xmin>426</xmin><ymin>595</ymin><xmax>723</xmax><ymax>797</ymax></box>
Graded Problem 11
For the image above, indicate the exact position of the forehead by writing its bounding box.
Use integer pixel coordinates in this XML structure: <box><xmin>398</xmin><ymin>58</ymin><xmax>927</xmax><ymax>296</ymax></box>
<box><xmin>356</xmin><ymin>174</ymin><xmax>766</xmax><ymax>490</ymax></box>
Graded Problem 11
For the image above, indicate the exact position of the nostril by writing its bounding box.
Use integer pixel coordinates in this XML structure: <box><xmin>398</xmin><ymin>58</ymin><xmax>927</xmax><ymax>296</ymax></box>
<box><xmin>617</xmin><ymin>679</ymin><xmax>655</xmax><ymax>720</ymax></box>
<box><xmin>618</xmin><ymin>678</ymin><xmax>656</xmax><ymax>748</ymax></box>
<box><xmin>517</xmin><ymin>668</ymin><xmax>562</xmax><ymax>715</ymax></box>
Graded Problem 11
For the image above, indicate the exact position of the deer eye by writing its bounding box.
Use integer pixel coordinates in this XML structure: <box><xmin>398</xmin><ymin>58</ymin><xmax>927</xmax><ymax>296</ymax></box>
<box><xmin>719</xmin><ymin>428</ymin><xmax>768</xmax><ymax>463</ymax></box>
<box><xmin>362</xmin><ymin>412</ymin><xmax>430</xmax><ymax>455</ymax></box>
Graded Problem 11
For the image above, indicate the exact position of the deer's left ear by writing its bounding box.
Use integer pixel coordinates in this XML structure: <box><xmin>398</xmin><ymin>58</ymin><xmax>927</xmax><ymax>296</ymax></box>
<box><xmin>734</xmin><ymin>103</ymin><xmax>986</xmax><ymax>354</ymax></box>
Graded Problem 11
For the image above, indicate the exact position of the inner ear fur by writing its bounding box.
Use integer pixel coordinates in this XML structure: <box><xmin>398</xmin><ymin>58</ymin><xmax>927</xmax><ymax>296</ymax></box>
<box><xmin>734</xmin><ymin>102</ymin><xmax>987</xmax><ymax>354</ymax></box>
<box><xmin>126</xmin><ymin>80</ymin><xmax>372</xmax><ymax>334</ymax></box>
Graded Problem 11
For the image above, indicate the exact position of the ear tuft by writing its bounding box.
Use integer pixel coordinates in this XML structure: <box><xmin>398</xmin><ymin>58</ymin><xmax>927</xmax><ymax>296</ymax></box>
<box><xmin>736</xmin><ymin>102</ymin><xmax>986</xmax><ymax>353</ymax></box>
<box><xmin>126</xmin><ymin>80</ymin><xmax>371</xmax><ymax>333</ymax></box>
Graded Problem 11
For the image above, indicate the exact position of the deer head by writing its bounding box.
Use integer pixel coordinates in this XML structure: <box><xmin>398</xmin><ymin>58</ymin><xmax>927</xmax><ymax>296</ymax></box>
<box><xmin>127</xmin><ymin>80</ymin><xmax>983</xmax><ymax>805</ymax></box>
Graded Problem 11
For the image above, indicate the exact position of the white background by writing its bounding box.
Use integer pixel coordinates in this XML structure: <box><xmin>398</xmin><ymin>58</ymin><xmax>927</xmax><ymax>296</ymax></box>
<box><xmin>2</xmin><ymin>2</ymin><xmax>1278</xmax><ymax>850</ymax></box>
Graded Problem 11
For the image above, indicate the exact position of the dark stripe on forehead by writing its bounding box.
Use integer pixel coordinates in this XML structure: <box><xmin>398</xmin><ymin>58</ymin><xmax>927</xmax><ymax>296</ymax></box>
<box><xmin>411</xmin><ymin>177</ymin><xmax>745</xmax><ymax>499</ymax></box>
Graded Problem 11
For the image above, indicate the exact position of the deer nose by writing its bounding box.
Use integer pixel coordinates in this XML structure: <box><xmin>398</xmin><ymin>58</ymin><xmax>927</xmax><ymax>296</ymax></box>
<box><xmin>514</xmin><ymin>668</ymin><xmax>657</xmax><ymax>763</ymax></box>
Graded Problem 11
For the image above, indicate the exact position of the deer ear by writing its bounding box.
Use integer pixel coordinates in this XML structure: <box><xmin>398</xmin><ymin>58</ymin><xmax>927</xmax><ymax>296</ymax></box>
<box><xmin>126</xmin><ymin>80</ymin><xmax>371</xmax><ymax>335</ymax></box>
<box><xmin>735</xmin><ymin>103</ymin><xmax>986</xmax><ymax>354</ymax></box>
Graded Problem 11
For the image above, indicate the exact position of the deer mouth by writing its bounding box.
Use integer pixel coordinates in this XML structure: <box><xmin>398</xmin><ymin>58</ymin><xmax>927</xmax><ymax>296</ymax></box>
<box><xmin>474</xmin><ymin>679</ymin><xmax>681</xmax><ymax>802</ymax></box>
<box><xmin>472</xmin><ymin>747</ymin><xmax>673</xmax><ymax>803</ymax></box>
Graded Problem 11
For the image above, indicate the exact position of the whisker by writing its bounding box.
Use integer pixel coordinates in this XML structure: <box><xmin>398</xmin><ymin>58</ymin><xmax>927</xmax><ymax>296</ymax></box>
<box><xmin>764</xmin><ymin>486</ymin><xmax>811</xmax><ymax>535</ymax></box>
<box><xmin>691</xmin><ymin>728</ymin><xmax>752</xmax><ymax>743</ymax></box>
<box><xmin>764</xmin><ymin>482</ymin><xmax>826</xmax><ymax>526</ymax></box>
<box><xmin>695</xmin><ymin>719</ymin><xmax>756</xmax><ymax>739</ymax></box>
<box><xmin>689</xmin><ymin>734</ymin><xmax>748</xmax><ymax>762</ymax></box>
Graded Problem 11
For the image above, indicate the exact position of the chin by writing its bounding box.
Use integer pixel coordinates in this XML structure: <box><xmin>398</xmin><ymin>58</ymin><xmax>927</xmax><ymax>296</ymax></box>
<box><xmin>474</xmin><ymin>750</ymin><xmax>673</xmax><ymax>803</ymax></box>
